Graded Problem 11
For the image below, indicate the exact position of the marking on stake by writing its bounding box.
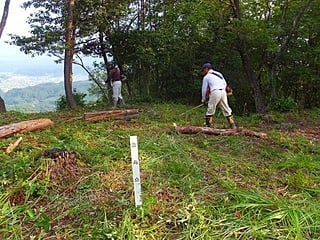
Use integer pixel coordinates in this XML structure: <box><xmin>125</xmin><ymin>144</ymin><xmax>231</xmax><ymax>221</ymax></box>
<box><xmin>130</xmin><ymin>136</ymin><xmax>142</xmax><ymax>206</ymax></box>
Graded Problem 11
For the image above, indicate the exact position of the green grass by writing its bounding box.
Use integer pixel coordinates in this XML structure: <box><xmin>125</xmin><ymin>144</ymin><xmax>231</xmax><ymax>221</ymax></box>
<box><xmin>0</xmin><ymin>104</ymin><xmax>320</xmax><ymax>239</ymax></box>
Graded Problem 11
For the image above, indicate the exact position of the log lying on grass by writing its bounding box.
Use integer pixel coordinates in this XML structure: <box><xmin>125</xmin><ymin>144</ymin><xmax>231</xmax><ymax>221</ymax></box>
<box><xmin>84</xmin><ymin>109</ymin><xmax>139</xmax><ymax>122</ymax></box>
<box><xmin>0</xmin><ymin>118</ymin><xmax>54</xmax><ymax>138</ymax></box>
<box><xmin>174</xmin><ymin>125</ymin><xmax>267</xmax><ymax>138</ymax></box>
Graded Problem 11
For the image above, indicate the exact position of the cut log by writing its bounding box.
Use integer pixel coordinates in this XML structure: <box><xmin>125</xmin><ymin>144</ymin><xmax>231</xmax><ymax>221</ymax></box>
<box><xmin>0</xmin><ymin>118</ymin><xmax>54</xmax><ymax>138</ymax></box>
<box><xmin>174</xmin><ymin>125</ymin><xmax>267</xmax><ymax>138</ymax></box>
<box><xmin>84</xmin><ymin>109</ymin><xmax>139</xmax><ymax>122</ymax></box>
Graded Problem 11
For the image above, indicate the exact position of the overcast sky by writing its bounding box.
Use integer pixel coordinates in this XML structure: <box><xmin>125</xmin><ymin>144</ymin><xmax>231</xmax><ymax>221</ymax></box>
<box><xmin>1</xmin><ymin>0</ymin><xmax>34</xmax><ymax>58</ymax></box>
<box><xmin>0</xmin><ymin>0</ymin><xmax>94</xmax><ymax>92</ymax></box>
<box><xmin>0</xmin><ymin>0</ymin><xmax>66</xmax><ymax>73</ymax></box>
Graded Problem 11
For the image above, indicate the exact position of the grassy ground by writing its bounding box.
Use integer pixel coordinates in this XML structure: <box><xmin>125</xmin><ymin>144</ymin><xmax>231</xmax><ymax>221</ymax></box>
<box><xmin>0</xmin><ymin>104</ymin><xmax>320</xmax><ymax>239</ymax></box>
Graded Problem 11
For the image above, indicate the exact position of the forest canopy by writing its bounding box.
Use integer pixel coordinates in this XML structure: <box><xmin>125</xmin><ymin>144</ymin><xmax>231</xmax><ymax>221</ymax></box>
<box><xmin>10</xmin><ymin>0</ymin><xmax>320</xmax><ymax>114</ymax></box>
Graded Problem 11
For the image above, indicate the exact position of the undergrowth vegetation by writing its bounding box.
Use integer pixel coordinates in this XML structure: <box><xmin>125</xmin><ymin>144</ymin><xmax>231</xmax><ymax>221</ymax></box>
<box><xmin>0</xmin><ymin>104</ymin><xmax>320</xmax><ymax>239</ymax></box>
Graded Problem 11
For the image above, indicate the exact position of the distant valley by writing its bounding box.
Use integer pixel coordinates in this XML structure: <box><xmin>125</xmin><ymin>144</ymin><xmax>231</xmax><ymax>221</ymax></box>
<box><xmin>0</xmin><ymin>57</ymin><xmax>96</xmax><ymax>112</ymax></box>
<box><xmin>0</xmin><ymin>80</ymin><xmax>94</xmax><ymax>112</ymax></box>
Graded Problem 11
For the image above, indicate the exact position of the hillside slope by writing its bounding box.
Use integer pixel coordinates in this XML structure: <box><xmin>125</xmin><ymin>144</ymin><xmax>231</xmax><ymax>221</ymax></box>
<box><xmin>2</xmin><ymin>80</ymin><xmax>92</xmax><ymax>112</ymax></box>
<box><xmin>0</xmin><ymin>104</ymin><xmax>319</xmax><ymax>239</ymax></box>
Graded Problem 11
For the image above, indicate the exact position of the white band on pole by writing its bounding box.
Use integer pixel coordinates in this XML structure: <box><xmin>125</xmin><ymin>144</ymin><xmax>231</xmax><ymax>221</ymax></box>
<box><xmin>130</xmin><ymin>136</ymin><xmax>142</xmax><ymax>207</ymax></box>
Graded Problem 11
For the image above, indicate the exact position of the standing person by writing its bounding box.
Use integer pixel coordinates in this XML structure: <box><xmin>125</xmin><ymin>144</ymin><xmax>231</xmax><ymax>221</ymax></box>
<box><xmin>201</xmin><ymin>63</ymin><xmax>236</xmax><ymax>129</ymax></box>
<box><xmin>105</xmin><ymin>62</ymin><xmax>124</xmax><ymax>108</ymax></box>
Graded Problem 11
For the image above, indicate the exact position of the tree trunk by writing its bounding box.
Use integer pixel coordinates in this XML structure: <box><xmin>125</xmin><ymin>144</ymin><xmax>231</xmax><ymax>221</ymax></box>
<box><xmin>0</xmin><ymin>0</ymin><xmax>10</xmax><ymax>38</ymax></box>
<box><xmin>237</xmin><ymin>38</ymin><xmax>266</xmax><ymax>114</ymax></box>
<box><xmin>139</xmin><ymin>0</ymin><xmax>145</xmax><ymax>30</ymax></box>
<box><xmin>98</xmin><ymin>29</ymin><xmax>109</xmax><ymax>65</ymax></box>
<box><xmin>0</xmin><ymin>96</ymin><xmax>6</xmax><ymax>112</ymax></box>
<box><xmin>231</xmin><ymin>0</ymin><xmax>266</xmax><ymax>114</ymax></box>
<box><xmin>0</xmin><ymin>119</ymin><xmax>54</xmax><ymax>138</ymax></box>
<box><xmin>64</xmin><ymin>0</ymin><xmax>76</xmax><ymax>109</ymax></box>
<box><xmin>0</xmin><ymin>0</ymin><xmax>11</xmax><ymax>112</ymax></box>
<box><xmin>230</xmin><ymin>0</ymin><xmax>314</xmax><ymax>114</ymax></box>
<box><xmin>97</xmin><ymin>30</ymin><xmax>114</xmax><ymax>104</ymax></box>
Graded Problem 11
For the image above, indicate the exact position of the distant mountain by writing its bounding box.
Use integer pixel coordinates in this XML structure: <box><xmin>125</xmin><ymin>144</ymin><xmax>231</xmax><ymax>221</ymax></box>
<box><xmin>2</xmin><ymin>80</ymin><xmax>94</xmax><ymax>112</ymax></box>
<box><xmin>0</xmin><ymin>71</ymin><xmax>89</xmax><ymax>92</ymax></box>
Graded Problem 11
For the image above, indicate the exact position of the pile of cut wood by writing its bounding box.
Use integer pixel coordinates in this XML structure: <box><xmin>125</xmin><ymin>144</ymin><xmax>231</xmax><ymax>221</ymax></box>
<box><xmin>1</xmin><ymin>109</ymin><xmax>140</xmax><ymax>153</ymax></box>
<box><xmin>1</xmin><ymin>109</ymin><xmax>267</xmax><ymax>154</ymax></box>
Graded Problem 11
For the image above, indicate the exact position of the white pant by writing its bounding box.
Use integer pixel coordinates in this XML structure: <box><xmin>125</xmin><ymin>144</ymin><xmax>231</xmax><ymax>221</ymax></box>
<box><xmin>111</xmin><ymin>81</ymin><xmax>123</xmax><ymax>101</ymax></box>
<box><xmin>206</xmin><ymin>89</ymin><xmax>232</xmax><ymax>116</ymax></box>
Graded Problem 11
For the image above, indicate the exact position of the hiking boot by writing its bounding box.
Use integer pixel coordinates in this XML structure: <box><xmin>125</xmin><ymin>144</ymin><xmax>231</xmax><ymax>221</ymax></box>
<box><xmin>205</xmin><ymin>115</ymin><xmax>213</xmax><ymax>127</ymax></box>
<box><xmin>226</xmin><ymin>115</ymin><xmax>236</xmax><ymax>129</ymax></box>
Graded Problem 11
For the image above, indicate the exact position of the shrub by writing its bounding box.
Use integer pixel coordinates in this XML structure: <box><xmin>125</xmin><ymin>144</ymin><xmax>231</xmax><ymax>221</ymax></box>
<box><xmin>56</xmin><ymin>89</ymin><xmax>87</xmax><ymax>111</ymax></box>
<box><xmin>271</xmin><ymin>96</ymin><xmax>298</xmax><ymax>112</ymax></box>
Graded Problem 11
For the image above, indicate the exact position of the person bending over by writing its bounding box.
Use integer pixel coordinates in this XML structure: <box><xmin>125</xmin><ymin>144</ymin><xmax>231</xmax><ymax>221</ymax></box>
<box><xmin>201</xmin><ymin>63</ymin><xmax>236</xmax><ymax>129</ymax></box>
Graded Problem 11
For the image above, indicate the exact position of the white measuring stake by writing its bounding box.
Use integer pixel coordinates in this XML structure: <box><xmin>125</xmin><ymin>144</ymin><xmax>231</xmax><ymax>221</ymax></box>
<box><xmin>130</xmin><ymin>136</ymin><xmax>142</xmax><ymax>207</ymax></box>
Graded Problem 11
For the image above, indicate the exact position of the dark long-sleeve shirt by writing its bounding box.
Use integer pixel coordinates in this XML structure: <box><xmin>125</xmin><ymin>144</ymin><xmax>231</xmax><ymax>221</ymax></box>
<box><xmin>107</xmin><ymin>67</ymin><xmax>121</xmax><ymax>83</ymax></box>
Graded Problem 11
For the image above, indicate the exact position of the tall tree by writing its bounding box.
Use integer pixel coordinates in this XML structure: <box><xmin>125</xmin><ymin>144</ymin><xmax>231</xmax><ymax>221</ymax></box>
<box><xmin>217</xmin><ymin>0</ymin><xmax>316</xmax><ymax>114</ymax></box>
<box><xmin>64</xmin><ymin>0</ymin><xmax>76</xmax><ymax>109</ymax></box>
<box><xmin>0</xmin><ymin>0</ymin><xmax>10</xmax><ymax>37</ymax></box>
<box><xmin>11</xmin><ymin>0</ymin><xmax>79</xmax><ymax>109</ymax></box>
<box><xmin>230</xmin><ymin>0</ymin><xmax>267</xmax><ymax>114</ymax></box>
<box><xmin>0</xmin><ymin>0</ymin><xmax>10</xmax><ymax>112</ymax></box>
<box><xmin>12</xmin><ymin>0</ymin><xmax>133</xmax><ymax>108</ymax></box>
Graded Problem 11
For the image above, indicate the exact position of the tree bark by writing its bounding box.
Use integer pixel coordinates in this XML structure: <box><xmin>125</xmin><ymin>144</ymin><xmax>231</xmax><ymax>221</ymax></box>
<box><xmin>98</xmin><ymin>29</ymin><xmax>109</xmax><ymax>65</ymax></box>
<box><xmin>231</xmin><ymin>0</ymin><xmax>266</xmax><ymax>114</ymax></box>
<box><xmin>0</xmin><ymin>119</ymin><xmax>54</xmax><ymax>138</ymax></box>
<box><xmin>236</xmin><ymin>37</ymin><xmax>266</xmax><ymax>114</ymax></box>
<box><xmin>84</xmin><ymin>109</ymin><xmax>139</xmax><ymax>122</ymax></box>
<box><xmin>0</xmin><ymin>0</ymin><xmax>10</xmax><ymax>112</ymax></box>
<box><xmin>0</xmin><ymin>0</ymin><xmax>10</xmax><ymax>38</ymax></box>
<box><xmin>64</xmin><ymin>0</ymin><xmax>76</xmax><ymax>109</ymax></box>
<box><xmin>0</xmin><ymin>96</ymin><xmax>6</xmax><ymax>112</ymax></box>
<box><xmin>174</xmin><ymin>125</ymin><xmax>267</xmax><ymax>139</ymax></box>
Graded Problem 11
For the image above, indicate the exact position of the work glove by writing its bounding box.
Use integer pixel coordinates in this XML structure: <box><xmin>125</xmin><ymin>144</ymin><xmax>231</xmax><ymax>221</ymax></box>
<box><xmin>226</xmin><ymin>86</ymin><xmax>233</xmax><ymax>96</ymax></box>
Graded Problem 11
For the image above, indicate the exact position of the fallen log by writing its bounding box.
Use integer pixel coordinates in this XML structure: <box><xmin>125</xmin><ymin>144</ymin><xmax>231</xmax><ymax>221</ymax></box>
<box><xmin>0</xmin><ymin>118</ymin><xmax>54</xmax><ymax>138</ymax></box>
<box><xmin>174</xmin><ymin>125</ymin><xmax>267</xmax><ymax>138</ymax></box>
<box><xmin>84</xmin><ymin>109</ymin><xmax>139</xmax><ymax>122</ymax></box>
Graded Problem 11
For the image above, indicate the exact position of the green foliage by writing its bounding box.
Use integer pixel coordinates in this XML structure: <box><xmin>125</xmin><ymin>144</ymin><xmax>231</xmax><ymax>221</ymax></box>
<box><xmin>56</xmin><ymin>89</ymin><xmax>87</xmax><ymax>111</ymax></box>
<box><xmin>271</xmin><ymin>96</ymin><xmax>298</xmax><ymax>112</ymax></box>
<box><xmin>9</xmin><ymin>0</ymin><xmax>320</xmax><ymax>113</ymax></box>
